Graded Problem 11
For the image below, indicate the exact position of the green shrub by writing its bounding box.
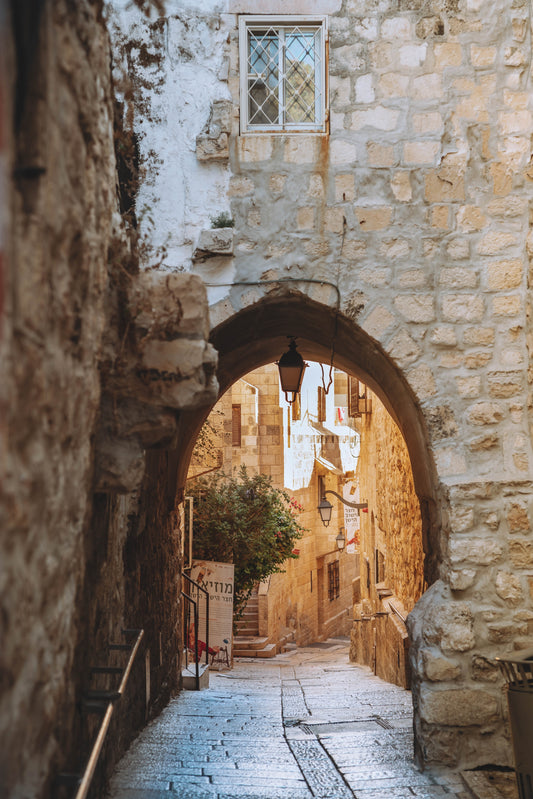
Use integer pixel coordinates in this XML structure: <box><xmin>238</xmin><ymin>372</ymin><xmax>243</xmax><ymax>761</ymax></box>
<box><xmin>210</xmin><ymin>211</ymin><xmax>234</xmax><ymax>229</ymax></box>
<box><xmin>191</xmin><ymin>467</ymin><xmax>305</xmax><ymax>619</ymax></box>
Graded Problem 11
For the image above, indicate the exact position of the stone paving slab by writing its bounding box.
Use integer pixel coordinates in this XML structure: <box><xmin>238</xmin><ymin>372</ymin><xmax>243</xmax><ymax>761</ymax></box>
<box><xmin>107</xmin><ymin>642</ymin><xmax>484</xmax><ymax>799</ymax></box>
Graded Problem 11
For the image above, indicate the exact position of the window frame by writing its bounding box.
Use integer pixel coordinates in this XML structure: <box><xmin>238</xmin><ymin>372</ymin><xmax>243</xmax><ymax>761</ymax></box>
<box><xmin>239</xmin><ymin>15</ymin><xmax>328</xmax><ymax>135</ymax></box>
<box><xmin>327</xmin><ymin>560</ymin><xmax>340</xmax><ymax>601</ymax></box>
<box><xmin>231</xmin><ymin>404</ymin><xmax>242</xmax><ymax>447</ymax></box>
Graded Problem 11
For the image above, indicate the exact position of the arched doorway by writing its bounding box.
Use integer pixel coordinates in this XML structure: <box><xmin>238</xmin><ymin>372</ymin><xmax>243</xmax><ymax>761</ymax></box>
<box><xmin>176</xmin><ymin>292</ymin><xmax>442</xmax><ymax>585</ymax></box>
<box><xmin>172</xmin><ymin>291</ymin><xmax>446</xmax><ymax>765</ymax></box>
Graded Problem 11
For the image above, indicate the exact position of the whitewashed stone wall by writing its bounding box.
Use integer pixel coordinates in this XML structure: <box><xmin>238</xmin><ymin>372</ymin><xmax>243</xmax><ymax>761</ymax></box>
<box><xmin>116</xmin><ymin>0</ymin><xmax>533</xmax><ymax>769</ymax></box>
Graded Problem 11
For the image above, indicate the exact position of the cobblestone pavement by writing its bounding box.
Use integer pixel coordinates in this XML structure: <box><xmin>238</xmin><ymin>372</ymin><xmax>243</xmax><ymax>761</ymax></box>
<box><xmin>107</xmin><ymin>640</ymin><xmax>482</xmax><ymax>799</ymax></box>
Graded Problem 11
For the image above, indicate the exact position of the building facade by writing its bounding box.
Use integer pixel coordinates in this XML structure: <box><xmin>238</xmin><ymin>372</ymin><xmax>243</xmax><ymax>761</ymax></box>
<box><xmin>114</xmin><ymin>0</ymin><xmax>533</xmax><ymax>770</ymax></box>
<box><xmin>188</xmin><ymin>362</ymin><xmax>361</xmax><ymax>648</ymax></box>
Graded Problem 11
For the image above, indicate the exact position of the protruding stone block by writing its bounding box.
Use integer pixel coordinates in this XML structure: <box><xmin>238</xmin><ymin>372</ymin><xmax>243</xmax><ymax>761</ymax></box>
<box><xmin>422</xmin><ymin>650</ymin><xmax>461</xmax><ymax>682</ymax></box>
<box><xmin>419</xmin><ymin>687</ymin><xmax>499</xmax><ymax>726</ymax></box>
<box><xmin>193</xmin><ymin>228</ymin><xmax>234</xmax><ymax>259</ymax></box>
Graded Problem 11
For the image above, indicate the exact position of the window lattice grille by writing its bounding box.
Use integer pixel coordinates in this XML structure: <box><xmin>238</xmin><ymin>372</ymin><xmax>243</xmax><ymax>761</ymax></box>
<box><xmin>328</xmin><ymin>560</ymin><xmax>340</xmax><ymax>601</ymax></box>
<box><xmin>246</xmin><ymin>24</ymin><xmax>324</xmax><ymax>130</ymax></box>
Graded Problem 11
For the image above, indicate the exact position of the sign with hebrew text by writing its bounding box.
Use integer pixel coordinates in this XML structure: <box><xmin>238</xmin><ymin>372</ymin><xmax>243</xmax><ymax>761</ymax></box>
<box><xmin>190</xmin><ymin>560</ymin><xmax>234</xmax><ymax>664</ymax></box>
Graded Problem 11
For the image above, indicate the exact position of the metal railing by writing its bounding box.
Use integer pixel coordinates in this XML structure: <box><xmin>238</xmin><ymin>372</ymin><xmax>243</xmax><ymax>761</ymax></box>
<box><xmin>182</xmin><ymin>573</ymin><xmax>210</xmax><ymax>690</ymax></box>
<box><xmin>55</xmin><ymin>628</ymin><xmax>144</xmax><ymax>799</ymax></box>
<box><xmin>388</xmin><ymin>602</ymin><xmax>407</xmax><ymax>625</ymax></box>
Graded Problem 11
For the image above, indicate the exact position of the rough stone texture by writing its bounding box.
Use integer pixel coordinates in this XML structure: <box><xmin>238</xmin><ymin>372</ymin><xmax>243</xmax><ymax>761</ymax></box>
<box><xmin>1</xmin><ymin>5</ymin><xmax>215</xmax><ymax>798</ymax></box>
<box><xmin>112</xmin><ymin>0</ymin><xmax>533</xmax><ymax>773</ymax></box>
<box><xmin>349</xmin><ymin>395</ymin><xmax>423</xmax><ymax>689</ymax></box>
<box><xmin>1</xmin><ymin>5</ymin><xmax>121</xmax><ymax>796</ymax></box>
<box><xmin>192</xmin><ymin>227</ymin><xmax>235</xmax><ymax>259</ymax></box>
<box><xmin>358</xmin><ymin>396</ymin><xmax>424</xmax><ymax>612</ymax></box>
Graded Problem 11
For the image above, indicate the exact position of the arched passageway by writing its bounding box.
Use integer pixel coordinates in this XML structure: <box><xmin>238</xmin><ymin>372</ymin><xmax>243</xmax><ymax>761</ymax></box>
<box><xmin>173</xmin><ymin>291</ymin><xmax>443</xmax><ymax>765</ymax></box>
<box><xmin>176</xmin><ymin>292</ymin><xmax>442</xmax><ymax>586</ymax></box>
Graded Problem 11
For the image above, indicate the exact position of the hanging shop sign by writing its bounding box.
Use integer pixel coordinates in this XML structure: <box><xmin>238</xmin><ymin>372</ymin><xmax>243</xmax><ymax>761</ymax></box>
<box><xmin>343</xmin><ymin>483</ymin><xmax>360</xmax><ymax>554</ymax></box>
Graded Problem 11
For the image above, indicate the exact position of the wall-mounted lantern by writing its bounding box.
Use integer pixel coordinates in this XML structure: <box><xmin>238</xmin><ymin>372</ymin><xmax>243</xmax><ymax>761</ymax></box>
<box><xmin>336</xmin><ymin>529</ymin><xmax>346</xmax><ymax>551</ymax></box>
<box><xmin>317</xmin><ymin>489</ymin><xmax>368</xmax><ymax>528</ymax></box>
<box><xmin>277</xmin><ymin>338</ymin><xmax>307</xmax><ymax>405</ymax></box>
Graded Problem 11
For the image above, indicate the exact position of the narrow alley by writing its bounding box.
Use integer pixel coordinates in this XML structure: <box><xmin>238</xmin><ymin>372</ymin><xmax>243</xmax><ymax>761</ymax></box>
<box><xmin>107</xmin><ymin>641</ymin><xmax>495</xmax><ymax>799</ymax></box>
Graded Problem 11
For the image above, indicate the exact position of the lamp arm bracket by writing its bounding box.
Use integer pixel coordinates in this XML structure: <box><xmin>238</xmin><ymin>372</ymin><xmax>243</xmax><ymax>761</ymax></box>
<box><xmin>324</xmin><ymin>490</ymin><xmax>368</xmax><ymax>510</ymax></box>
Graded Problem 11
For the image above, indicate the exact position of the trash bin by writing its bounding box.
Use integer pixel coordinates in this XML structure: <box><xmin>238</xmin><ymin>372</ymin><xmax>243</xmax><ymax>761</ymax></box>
<box><xmin>496</xmin><ymin>650</ymin><xmax>533</xmax><ymax>799</ymax></box>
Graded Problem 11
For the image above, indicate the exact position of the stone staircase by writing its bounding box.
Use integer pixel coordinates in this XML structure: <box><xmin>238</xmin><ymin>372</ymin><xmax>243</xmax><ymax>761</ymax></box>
<box><xmin>233</xmin><ymin>589</ymin><xmax>277</xmax><ymax>658</ymax></box>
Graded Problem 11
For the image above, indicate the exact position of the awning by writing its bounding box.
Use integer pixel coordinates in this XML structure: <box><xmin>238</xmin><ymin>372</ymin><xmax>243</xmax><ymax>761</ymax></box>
<box><xmin>315</xmin><ymin>455</ymin><xmax>344</xmax><ymax>476</ymax></box>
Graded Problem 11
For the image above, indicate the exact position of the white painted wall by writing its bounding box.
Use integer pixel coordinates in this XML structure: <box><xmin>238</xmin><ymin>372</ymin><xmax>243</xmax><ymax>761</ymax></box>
<box><xmin>110</xmin><ymin>0</ymin><xmax>233</xmax><ymax>268</ymax></box>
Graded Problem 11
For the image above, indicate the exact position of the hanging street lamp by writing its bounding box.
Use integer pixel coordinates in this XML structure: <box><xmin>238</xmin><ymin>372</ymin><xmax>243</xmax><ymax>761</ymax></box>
<box><xmin>317</xmin><ymin>496</ymin><xmax>333</xmax><ymax>527</ymax></box>
<box><xmin>317</xmin><ymin>489</ymin><xmax>368</xmax><ymax>528</ymax></box>
<box><xmin>336</xmin><ymin>529</ymin><xmax>346</xmax><ymax>551</ymax></box>
<box><xmin>277</xmin><ymin>337</ymin><xmax>307</xmax><ymax>405</ymax></box>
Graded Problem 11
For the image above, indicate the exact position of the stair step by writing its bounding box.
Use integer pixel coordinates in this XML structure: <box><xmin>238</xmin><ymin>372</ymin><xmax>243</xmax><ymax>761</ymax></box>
<box><xmin>234</xmin><ymin>643</ymin><xmax>277</xmax><ymax>659</ymax></box>
<box><xmin>233</xmin><ymin>636</ymin><xmax>269</xmax><ymax>650</ymax></box>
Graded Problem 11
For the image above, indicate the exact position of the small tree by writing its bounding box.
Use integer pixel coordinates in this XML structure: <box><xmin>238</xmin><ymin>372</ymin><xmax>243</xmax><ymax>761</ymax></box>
<box><xmin>191</xmin><ymin>467</ymin><xmax>306</xmax><ymax>619</ymax></box>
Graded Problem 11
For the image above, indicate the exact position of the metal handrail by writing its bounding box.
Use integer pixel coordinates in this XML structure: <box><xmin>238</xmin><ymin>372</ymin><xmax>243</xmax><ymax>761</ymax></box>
<box><xmin>182</xmin><ymin>572</ymin><xmax>210</xmax><ymax>662</ymax></box>
<box><xmin>388</xmin><ymin>602</ymin><xmax>407</xmax><ymax>624</ymax></box>
<box><xmin>182</xmin><ymin>591</ymin><xmax>200</xmax><ymax>690</ymax></box>
<box><xmin>57</xmin><ymin>628</ymin><xmax>144</xmax><ymax>799</ymax></box>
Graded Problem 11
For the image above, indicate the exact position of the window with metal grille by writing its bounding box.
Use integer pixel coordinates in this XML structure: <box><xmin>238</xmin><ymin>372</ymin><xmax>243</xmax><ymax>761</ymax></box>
<box><xmin>327</xmin><ymin>560</ymin><xmax>340</xmax><ymax>601</ymax></box>
<box><xmin>239</xmin><ymin>16</ymin><xmax>327</xmax><ymax>133</ymax></box>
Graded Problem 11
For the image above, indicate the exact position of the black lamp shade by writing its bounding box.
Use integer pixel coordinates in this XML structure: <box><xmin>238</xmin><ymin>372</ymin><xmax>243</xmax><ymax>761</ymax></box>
<box><xmin>277</xmin><ymin>340</ymin><xmax>306</xmax><ymax>396</ymax></box>
<box><xmin>318</xmin><ymin>496</ymin><xmax>333</xmax><ymax>527</ymax></box>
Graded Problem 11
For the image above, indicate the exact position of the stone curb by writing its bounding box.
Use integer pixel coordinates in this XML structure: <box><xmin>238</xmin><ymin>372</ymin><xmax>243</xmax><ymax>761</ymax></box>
<box><xmin>461</xmin><ymin>770</ymin><xmax>518</xmax><ymax>799</ymax></box>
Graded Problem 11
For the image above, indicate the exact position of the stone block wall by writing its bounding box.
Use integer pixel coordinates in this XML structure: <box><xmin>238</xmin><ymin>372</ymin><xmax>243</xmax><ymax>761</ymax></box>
<box><xmin>350</xmin><ymin>607</ymin><xmax>411</xmax><ymax>689</ymax></box>
<box><xmin>357</xmin><ymin>394</ymin><xmax>425</xmax><ymax>613</ymax></box>
<box><xmin>2</xmin><ymin>4</ymin><xmax>122</xmax><ymax>795</ymax></box>
<box><xmin>1</xmin><ymin>4</ymin><xmax>216</xmax><ymax>797</ymax></box>
<box><xmin>115</xmin><ymin>0</ymin><xmax>533</xmax><ymax>769</ymax></box>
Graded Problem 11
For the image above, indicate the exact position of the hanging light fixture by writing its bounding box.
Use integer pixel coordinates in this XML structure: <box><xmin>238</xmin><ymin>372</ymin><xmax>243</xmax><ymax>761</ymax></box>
<box><xmin>336</xmin><ymin>529</ymin><xmax>346</xmax><ymax>551</ymax></box>
<box><xmin>317</xmin><ymin>490</ymin><xmax>368</xmax><ymax>528</ymax></box>
<box><xmin>317</xmin><ymin>496</ymin><xmax>333</xmax><ymax>527</ymax></box>
<box><xmin>277</xmin><ymin>338</ymin><xmax>307</xmax><ymax>405</ymax></box>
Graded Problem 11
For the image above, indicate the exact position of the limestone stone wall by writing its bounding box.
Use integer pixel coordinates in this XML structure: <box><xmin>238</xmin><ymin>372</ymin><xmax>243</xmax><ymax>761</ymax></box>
<box><xmin>358</xmin><ymin>395</ymin><xmax>425</xmax><ymax>613</ymax></box>
<box><xmin>2</xmin><ymin>4</ymin><xmax>121</xmax><ymax>795</ymax></box>
<box><xmin>188</xmin><ymin>364</ymin><xmax>358</xmax><ymax>647</ymax></box>
<box><xmin>116</xmin><ymin>0</ymin><xmax>533</xmax><ymax>769</ymax></box>
<box><xmin>349</xmin><ymin>393</ymin><xmax>423</xmax><ymax>688</ymax></box>
<box><xmin>1</xmin><ymin>3</ymin><xmax>216</xmax><ymax>797</ymax></box>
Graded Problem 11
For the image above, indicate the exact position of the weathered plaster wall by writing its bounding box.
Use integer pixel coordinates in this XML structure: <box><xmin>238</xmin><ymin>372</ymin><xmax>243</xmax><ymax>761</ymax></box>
<box><xmin>116</xmin><ymin>0</ymin><xmax>533</xmax><ymax>770</ymax></box>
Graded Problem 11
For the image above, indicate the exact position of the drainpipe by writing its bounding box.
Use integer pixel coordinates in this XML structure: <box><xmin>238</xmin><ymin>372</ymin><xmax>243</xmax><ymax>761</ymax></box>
<box><xmin>185</xmin><ymin>496</ymin><xmax>193</xmax><ymax>569</ymax></box>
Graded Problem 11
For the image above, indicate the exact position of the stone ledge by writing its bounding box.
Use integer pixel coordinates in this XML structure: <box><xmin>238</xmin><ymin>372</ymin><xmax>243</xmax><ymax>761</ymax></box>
<box><xmin>193</xmin><ymin>228</ymin><xmax>234</xmax><ymax>259</ymax></box>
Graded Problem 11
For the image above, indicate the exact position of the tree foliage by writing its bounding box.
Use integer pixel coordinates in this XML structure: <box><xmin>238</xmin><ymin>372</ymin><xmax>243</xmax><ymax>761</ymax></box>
<box><xmin>191</xmin><ymin>468</ymin><xmax>306</xmax><ymax>618</ymax></box>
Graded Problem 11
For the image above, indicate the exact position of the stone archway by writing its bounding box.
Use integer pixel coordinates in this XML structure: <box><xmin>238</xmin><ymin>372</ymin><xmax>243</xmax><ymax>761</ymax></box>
<box><xmin>173</xmin><ymin>291</ymin><xmax>452</xmax><ymax>762</ymax></box>
<box><xmin>176</xmin><ymin>291</ymin><xmax>442</xmax><ymax>584</ymax></box>
<box><xmin>173</xmin><ymin>289</ymin><xmax>516</xmax><ymax>771</ymax></box>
